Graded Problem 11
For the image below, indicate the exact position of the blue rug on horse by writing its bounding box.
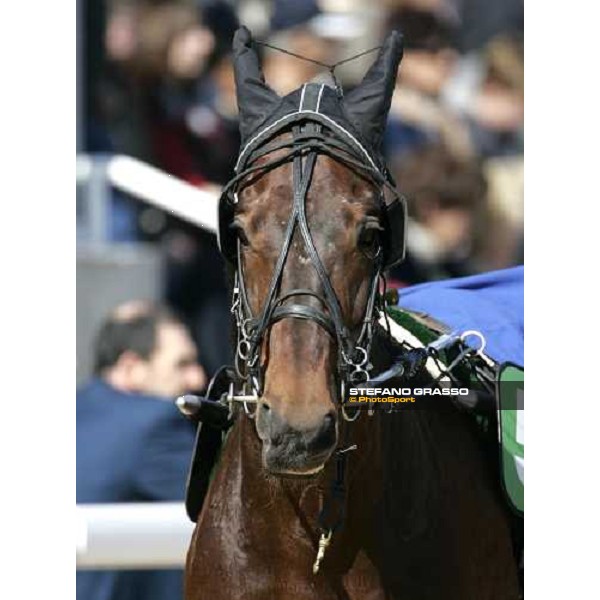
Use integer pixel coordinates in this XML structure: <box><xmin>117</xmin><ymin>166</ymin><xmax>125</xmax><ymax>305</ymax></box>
<box><xmin>396</xmin><ymin>266</ymin><xmax>524</xmax><ymax>367</ymax></box>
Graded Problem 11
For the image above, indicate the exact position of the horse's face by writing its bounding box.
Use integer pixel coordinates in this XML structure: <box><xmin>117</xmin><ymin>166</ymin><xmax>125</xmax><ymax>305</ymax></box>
<box><xmin>228</xmin><ymin>26</ymin><xmax>404</xmax><ymax>475</ymax></box>
<box><xmin>235</xmin><ymin>152</ymin><xmax>382</xmax><ymax>475</ymax></box>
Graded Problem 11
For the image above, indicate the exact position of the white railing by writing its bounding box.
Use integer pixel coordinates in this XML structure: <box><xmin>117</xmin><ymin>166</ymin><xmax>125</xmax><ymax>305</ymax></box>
<box><xmin>76</xmin><ymin>154</ymin><xmax>220</xmax><ymax>243</ymax></box>
<box><xmin>76</xmin><ymin>158</ymin><xmax>215</xmax><ymax>569</ymax></box>
<box><xmin>76</xmin><ymin>502</ymin><xmax>195</xmax><ymax>569</ymax></box>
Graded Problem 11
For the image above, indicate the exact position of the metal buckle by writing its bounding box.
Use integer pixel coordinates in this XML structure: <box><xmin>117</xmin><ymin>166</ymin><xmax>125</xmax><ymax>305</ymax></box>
<box><xmin>430</xmin><ymin>329</ymin><xmax>487</xmax><ymax>383</ymax></box>
<box><xmin>339</xmin><ymin>379</ymin><xmax>361</xmax><ymax>422</ymax></box>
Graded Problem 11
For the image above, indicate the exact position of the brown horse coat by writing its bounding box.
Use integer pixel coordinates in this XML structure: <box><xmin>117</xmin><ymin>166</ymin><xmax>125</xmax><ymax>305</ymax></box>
<box><xmin>185</xmin><ymin>26</ymin><xmax>519</xmax><ymax>599</ymax></box>
<box><xmin>185</xmin><ymin>330</ymin><xmax>519</xmax><ymax>599</ymax></box>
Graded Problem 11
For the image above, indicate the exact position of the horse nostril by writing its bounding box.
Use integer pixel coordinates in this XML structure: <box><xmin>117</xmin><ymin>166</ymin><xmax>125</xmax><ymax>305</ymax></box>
<box><xmin>262</xmin><ymin>401</ymin><xmax>271</xmax><ymax>412</ymax></box>
<box><xmin>323</xmin><ymin>412</ymin><xmax>336</xmax><ymax>432</ymax></box>
<box><xmin>308</xmin><ymin>412</ymin><xmax>337</xmax><ymax>452</ymax></box>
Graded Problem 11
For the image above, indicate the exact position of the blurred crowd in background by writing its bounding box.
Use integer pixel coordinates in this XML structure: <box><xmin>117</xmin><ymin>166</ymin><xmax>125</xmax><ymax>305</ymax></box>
<box><xmin>77</xmin><ymin>3</ymin><xmax>523</xmax><ymax>595</ymax></box>
<box><xmin>78</xmin><ymin>0</ymin><xmax>523</xmax><ymax>384</ymax></box>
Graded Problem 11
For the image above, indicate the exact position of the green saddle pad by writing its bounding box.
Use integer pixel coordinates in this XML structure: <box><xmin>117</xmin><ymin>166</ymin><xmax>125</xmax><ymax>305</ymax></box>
<box><xmin>497</xmin><ymin>363</ymin><xmax>524</xmax><ymax>515</ymax></box>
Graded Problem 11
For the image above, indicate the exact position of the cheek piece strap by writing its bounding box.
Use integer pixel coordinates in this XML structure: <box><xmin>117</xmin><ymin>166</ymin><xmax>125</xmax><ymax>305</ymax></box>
<box><xmin>231</xmin><ymin>123</ymin><xmax>384</xmax><ymax>404</ymax></box>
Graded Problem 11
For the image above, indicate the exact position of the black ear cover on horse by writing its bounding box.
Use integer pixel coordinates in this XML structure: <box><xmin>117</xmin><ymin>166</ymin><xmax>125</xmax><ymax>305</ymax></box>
<box><xmin>223</xmin><ymin>26</ymin><xmax>408</xmax><ymax>268</ymax></box>
<box><xmin>342</xmin><ymin>30</ymin><xmax>403</xmax><ymax>156</ymax></box>
<box><xmin>233</xmin><ymin>26</ymin><xmax>281</xmax><ymax>145</ymax></box>
<box><xmin>341</xmin><ymin>30</ymin><xmax>406</xmax><ymax>268</ymax></box>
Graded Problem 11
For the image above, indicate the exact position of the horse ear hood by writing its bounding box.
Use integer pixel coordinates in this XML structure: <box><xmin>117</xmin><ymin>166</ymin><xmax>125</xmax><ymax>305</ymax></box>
<box><xmin>233</xmin><ymin>26</ymin><xmax>280</xmax><ymax>144</ymax></box>
<box><xmin>342</xmin><ymin>30</ymin><xmax>404</xmax><ymax>154</ymax></box>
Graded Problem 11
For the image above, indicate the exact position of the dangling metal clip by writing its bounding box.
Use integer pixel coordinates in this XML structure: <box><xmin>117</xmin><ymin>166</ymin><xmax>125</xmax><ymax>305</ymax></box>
<box><xmin>313</xmin><ymin>529</ymin><xmax>333</xmax><ymax>574</ymax></box>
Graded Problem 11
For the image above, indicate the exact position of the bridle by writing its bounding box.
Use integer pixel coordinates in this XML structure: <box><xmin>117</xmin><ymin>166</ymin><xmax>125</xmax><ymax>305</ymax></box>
<box><xmin>186</xmin><ymin>31</ymin><xmax>408</xmax><ymax>572</ymax></box>
<box><xmin>217</xmin><ymin>83</ymin><xmax>408</xmax><ymax>419</ymax></box>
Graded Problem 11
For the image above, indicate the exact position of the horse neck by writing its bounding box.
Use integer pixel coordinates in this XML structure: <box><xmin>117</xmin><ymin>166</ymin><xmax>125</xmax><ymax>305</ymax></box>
<box><xmin>203</xmin><ymin>408</ymin><xmax>383</xmax><ymax>543</ymax></box>
<box><xmin>207</xmin><ymin>324</ymin><xmax>413</xmax><ymax>530</ymax></box>
<box><xmin>211</xmin><ymin>327</ymin><xmax>449</xmax><ymax>531</ymax></box>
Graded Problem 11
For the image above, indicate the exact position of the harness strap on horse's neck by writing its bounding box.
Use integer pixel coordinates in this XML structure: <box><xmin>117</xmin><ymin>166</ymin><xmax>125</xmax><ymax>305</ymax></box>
<box><xmin>313</xmin><ymin>422</ymin><xmax>354</xmax><ymax>576</ymax></box>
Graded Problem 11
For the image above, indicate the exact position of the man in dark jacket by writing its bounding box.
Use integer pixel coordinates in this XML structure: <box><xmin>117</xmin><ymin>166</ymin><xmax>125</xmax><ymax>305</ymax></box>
<box><xmin>77</xmin><ymin>301</ymin><xmax>205</xmax><ymax>600</ymax></box>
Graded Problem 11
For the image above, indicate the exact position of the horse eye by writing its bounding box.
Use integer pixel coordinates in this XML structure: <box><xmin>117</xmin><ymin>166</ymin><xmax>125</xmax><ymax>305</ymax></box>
<box><xmin>230</xmin><ymin>221</ymin><xmax>249</xmax><ymax>247</ymax></box>
<box><xmin>358</xmin><ymin>222</ymin><xmax>383</xmax><ymax>258</ymax></box>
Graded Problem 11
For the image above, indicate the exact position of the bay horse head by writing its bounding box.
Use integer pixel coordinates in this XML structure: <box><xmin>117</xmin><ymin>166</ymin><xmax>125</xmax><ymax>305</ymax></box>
<box><xmin>218</xmin><ymin>26</ymin><xmax>405</xmax><ymax>476</ymax></box>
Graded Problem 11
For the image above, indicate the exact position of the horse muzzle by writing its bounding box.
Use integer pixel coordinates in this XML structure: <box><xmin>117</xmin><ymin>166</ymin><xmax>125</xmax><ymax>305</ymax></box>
<box><xmin>255</xmin><ymin>401</ymin><xmax>338</xmax><ymax>475</ymax></box>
